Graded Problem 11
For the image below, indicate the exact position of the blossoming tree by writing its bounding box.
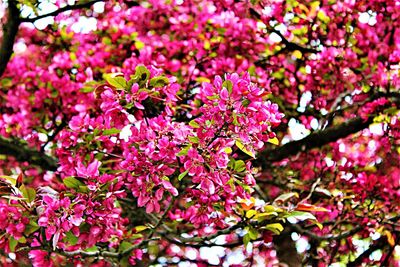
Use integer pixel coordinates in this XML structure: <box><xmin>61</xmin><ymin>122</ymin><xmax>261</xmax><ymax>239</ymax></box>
<box><xmin>0</xmin><ymin>0</ymin><xmax>399</xmax><ymax>266</ymax></box>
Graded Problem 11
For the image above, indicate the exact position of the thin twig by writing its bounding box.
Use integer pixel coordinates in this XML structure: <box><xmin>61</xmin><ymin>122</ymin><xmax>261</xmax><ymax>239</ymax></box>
<box><xmin>20</xmin><ymin>0</ymin><xmax>104</xmax><ymax>23</ymax></box>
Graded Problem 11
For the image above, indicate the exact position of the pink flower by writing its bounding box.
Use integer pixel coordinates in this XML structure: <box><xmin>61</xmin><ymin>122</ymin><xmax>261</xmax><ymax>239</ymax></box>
<box><xmin>75</xmin><ymin>159</ymin><xmax>101</xmax><ymax>178</ymax></box>
<box><xmin>29</xmin><ymin>250</ymin><xmax>53</xmax><ymax>267</ymax></box>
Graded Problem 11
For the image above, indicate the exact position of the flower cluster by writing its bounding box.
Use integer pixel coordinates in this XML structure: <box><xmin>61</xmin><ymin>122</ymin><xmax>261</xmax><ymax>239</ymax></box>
<box><xmin>37</xmin><ymin>193</ymin><xmax>125</xmax><ymax>250</ymax></box>
<box><xmin>193</xmin><ymin>72</ymin><xmax>283</xmax><ymax>155</ymax></box>
<box><xmin>0</xmin><ymin>202</ymin><xmax>29</xmax><ymax>249</ymax></box>
<box><xmin>120</xmin><ymin>117</ymin><xmax>190</xmax><ymax>213</ymax></box>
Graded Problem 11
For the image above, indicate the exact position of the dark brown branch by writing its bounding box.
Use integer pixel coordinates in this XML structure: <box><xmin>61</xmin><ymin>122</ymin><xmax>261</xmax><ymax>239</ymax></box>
<box><xmin>40</xmin><ymin>120</ymin><xmax>68</xmax><ymax>152</ymax></box>
<box><xmin>249</xmin><ymin>8</ymin><xmax>318</xmax><ymax>54</ymax></box>
<box><xmin>257</xmin><ymin>91</ymin><xmax>400</xmax><ymax>166</ymax></box>
<box><xmin>258</xmin><ymin>116</ymin><xmax>373</xmax><ymax>166</ymax></box>
<box><xmin>0</xmin><ymin>0</ymin><xmax>21</xmax><ymax>77</ymax></box>
<box><xmin>20</xmin><ymin>0</ymin><xmax>104</xmax><ymax>23</ymax></box>
<box><xmin>0</xmin><ymin>136</ymin><xmax>58</xmax><ymax>171</ymax></box>
<box><xmin>266</xmin><ymin>25</ymin><xmax>318</xmax><ymax>54</ymax></box>
<box><xmin>171</xmin><ymin>222</ymin><xmax>245</xmax><ymax>244</ymax></box>
<box><xmin>290</xmin><ymin>224</ymin><xmax>363</xmax><ymax>242</ymax></box>
<box><xmin>347</xmin><ymin>237</ymin><xmax>387</xmax><ymax>267</ymax></box>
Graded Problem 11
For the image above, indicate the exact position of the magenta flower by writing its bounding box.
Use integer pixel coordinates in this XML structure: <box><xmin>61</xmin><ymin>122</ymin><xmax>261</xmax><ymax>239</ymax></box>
<box><xmin>75</xmin><ymin>159</ymin><xmax>101</xmax><ymax>178</ymax></box>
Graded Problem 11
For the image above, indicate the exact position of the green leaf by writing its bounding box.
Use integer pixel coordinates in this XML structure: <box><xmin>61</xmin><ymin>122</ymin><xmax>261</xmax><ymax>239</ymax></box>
<box><xmin>134</xmin><ymin>40</ymin><xmax>145</xmax><ymax>50</ymax></box>
<box><xmin>69</xmin><ymin>52</ymin><xmax>77</xmax><ymax>61</ymax></box>
<box><xmin>177</xmin><ymin>145</ymin><xmax>191</xmax><ymax>156</ymax></box>
<box><xmin>24</xmin><ymin>221</ymin><xmax>40</xmax><ymax>235</ymax></box>
<box><xmin>130</xmin><ymin>65</ymin><xmax>150</xmax><ymax>84</ymax></box>
<box><xmin>222</xmin><ymin>80</ymin><xmax>233</xmax><ymax>94</ymax></box>
<box><xmin>178</xmin><ymin>169</ymin><xmax>189</xmax><ymax>181</ymax></box>
<box><xmin>148</xmin><ymin>242</ymin><xmax>159</xmax><ymax>255</ymax></box>
<box><xmin>131</xmin><ymin>233</ymin><xmax>143</xmax><ymax>240</ymax></box>
<box><xmin>9</xmin><ymin>236</ymin><xmax>18</xmax><ymax>252</ymax></box>
<box><xmin>264</xmin><ymin>205</ymin><xmax>279</xmax><ymax>212</ymax></box>
<box><xmin>242</xmin><ymin>99</ymin><xmax>250</xmax><ymax>107</ymax></box>
<box><xmin>119</xmin><ymin>241</ymin><xmax>134</xmax><ymax>253</ymax></box>
<box><xmin>189</xmin><ymin>120</ymin><xmax>200</xmax><ymax>128</ymax></box>
<box><xmin>149</xmin><ymin>76</ymin><xmax>169</xmax><ymax>88</ymax></box>
<box><xmin>80</xmin><ymin>86</ymin><xmax>95</xmax><ymax>93</ymax></box>
<box><xmin>134</xmin><ymin>225</ymin><xmax>149</xmax><ymax>233</ymax></box>
<box><xmin>317</xmin><ymin>10</ymin><xmax>330</xmax><ymax>23</ymax></box>
<box><xmin>267</xmin><ymin>137</ymin><xmax>279</xmax><ymax>145</ymax></box>
<box><xmin>17</xmin><ymin>236</ymin><xmax>26</xmax><ymax>243</ymax></box>
<box><xmin>102</xmin><ymin>36</ymin><xmax>112</xmax><ymax>45</ymax></box>
<box><xmin>248</xmin><ymin>65</ymin><xmax>256</xmax><ymax>76</ymax></box>
<box><xmin>0</xmin><ymin>175</ymin><xmax>16</xmax><ymax>186</ymax></box>
<box><xmin>188</xmin><ymin>136</ymin><xmax>199</xmax><ymax>144</ymax></box>
<box><xmin>19</xmin><ymin>185</ymin><xmax>36</xmax><ymax>203</ymax></box>
<box><xmin>235</xmin><ymin>140</ymin><xmax>255</xmax><ymax>158</ymax></box>
<box><xmin>234</xmin><ymin>160</ymin><xmax>246</xmax><ymax>172</ymax></box>
<box><xmin>204</xmin><ymin>40</ymin><xmax>211</xmax><ymax>50</ymax></box>
<box><xmin>248</xmin><ymin>227</ymin><xmax>259</xmax><ymax>240</ymax></box>
<box><xmin>103</xmin><ymin>128</ymin><xmax>121</xmax><ymax>135</ymax></box>
<box><xmin>119</xmin><ymin>256</ymin><xmax>130</xmax><ymax>267</ymax></box>
<box><xmin>246</xmin><ymin>209</ymin><xmax>257</xmax><ymax>219</ymax></box>
<box><xmin>264</xmin><ymin>223</ymin><xmax>284</xmax><ymax>235</ymax></box>
<box><xmin>78</xmin><ymin>185</ymin><xmax>90</xmax><ymax>193</ymax></box>
<box><xmin>195</xmin><ymin>77</ymin><xmax>211</xmax><ymax>83</ymax></box>
<box><xmin>273</xmin><ymin>192</ymin><xmax>299</xmax><ymax>204</ymax></box>
<box><xmin>286</xmin><ymin>211</ymin><xmax>317</xmax><ymax>221</ymax></box>
<box><xmin>232</xmin><ymin>112</ymin><xmax>239</xmax><ymax>125</ymax></box>
<box><xmin>254</xmin><ymin>212</ymin><xmax>278</xmax><ymax>221</ymax></box>
<box><xmin>63</xmin><ymin>177</ymin><xmax>85</xmax><ymax>190</ymax></box>
<box><xmin>84</xmin><ymin>246</ymin><xmax>99</xmax><ymax>252</ymax></box>
<box><xmin>206</xmin><ymin>94</ymin><xmax>220</xmax><ymax>100</ymax></box>
<box><xmin>224</xmin><ymin>147</ymin><xmax>232</xmax><ymax>154</ymax></box>
<box><xmin>1</xmin><ymin>78</ymin><xmax>13</xmax><ymax>87</ymax></box>
<box><xmin>64</xmin><ymin>231</ymin><xmax>78</xmax><ymax>245</ymax></box>
<box><xmin>228</xmin><ymin>158</ymin><xmax>235</xmax><ymax>169</ymax></box>
<box><xmin>243</xmin><ymin>233</ymin><xmax>251</xmax><ymax>246</ymax></box>
<box><xmin>104</xmin><ymin>73</ymin><xmax>127</xmax><ymax>89</ymax></box>
<box><xmin>93</xmin><ymin>128</ymin><xmax>101</xmax><ymax>136</ymax></box>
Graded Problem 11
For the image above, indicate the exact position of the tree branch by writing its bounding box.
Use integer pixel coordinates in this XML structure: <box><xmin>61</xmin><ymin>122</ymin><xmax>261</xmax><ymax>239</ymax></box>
<box><xmin>0</xmin><ymin>136</ymin><xmax>58</xmax><ymax>171</ymax></box>
<box><xmin>20</xmin><ymin>0</ymin><xmax>104</xmax><ymax>23</ymax></box>
<box><xmin>257</xmin><ymin>116</ymin><xmax>373</xmax><ymax>166</ymax></box>
<box><xmin>347</xmin><ymin>237</ymin><xmax>387</xmax><ymax>267</ymax></box>
<box><xmin>171</xmin><ymin>221</ymin><xmax>245</xmax><ymax>244</ymax></box>
<box><xmin>257</xmin><ymin>92</ymin><xmax>400</xmax><ymax>166</ymax></box>
<box><xmin>0</xmin><ymin>0</ymin><xmax>21</xmax><ymax>77</ymax></box>
<box><xmin>290</xmin><ymin>224</ymin><xmax>363</xmax><ymax>242</ymax></box>
<box><xmin>249</xmin><ymin>8</ymin><xmax>318</xmax><ymax>54</ymax></box>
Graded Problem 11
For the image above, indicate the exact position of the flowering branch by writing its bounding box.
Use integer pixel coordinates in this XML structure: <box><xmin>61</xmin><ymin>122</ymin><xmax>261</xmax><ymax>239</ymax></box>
<box><xmin>18</xmin><ymin>237</ymin><xmax>160</xmax><ymax>258</ymax></box>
